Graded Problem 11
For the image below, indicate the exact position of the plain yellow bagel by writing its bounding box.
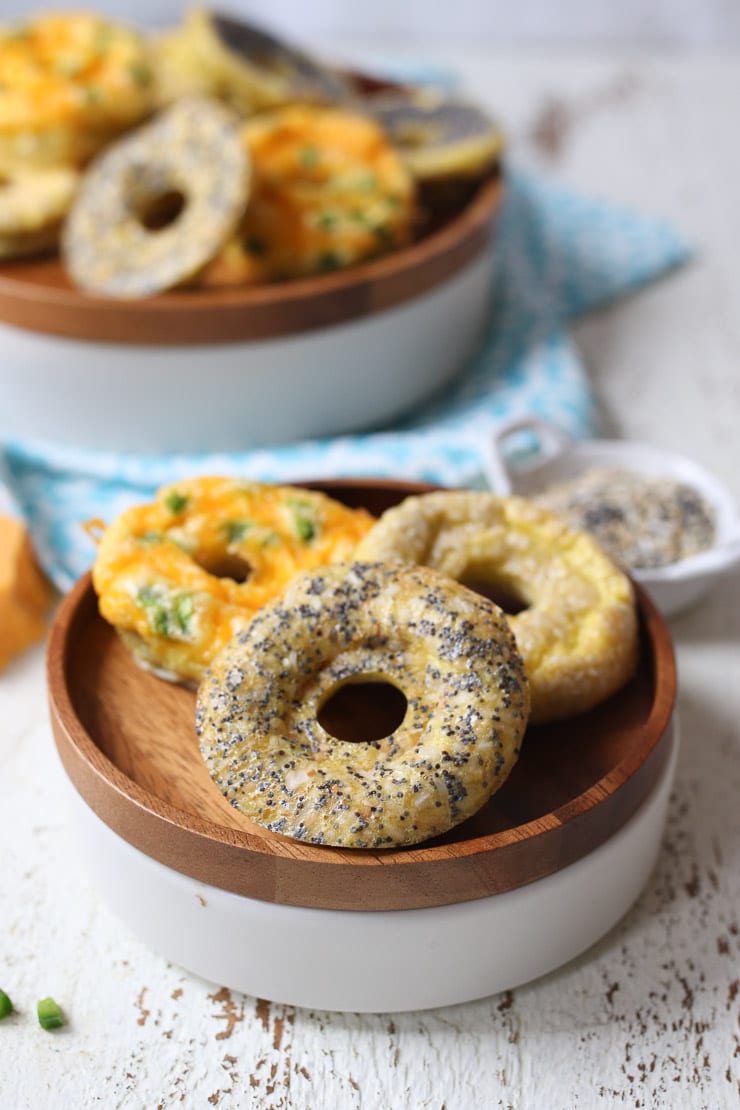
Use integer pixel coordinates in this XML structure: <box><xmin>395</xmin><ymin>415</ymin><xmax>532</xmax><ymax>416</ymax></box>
<box><xmin>355</xmin><ymin>491</ymin><xmax>639</xmax><ymax>724</ymax></box>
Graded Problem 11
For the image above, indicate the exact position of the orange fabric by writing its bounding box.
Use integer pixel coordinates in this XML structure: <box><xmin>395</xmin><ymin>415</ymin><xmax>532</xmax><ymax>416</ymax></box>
<box><xmin>0</xmin><ymin>515</ymin><xmax>54</xmax><ymax>670</ymax></box>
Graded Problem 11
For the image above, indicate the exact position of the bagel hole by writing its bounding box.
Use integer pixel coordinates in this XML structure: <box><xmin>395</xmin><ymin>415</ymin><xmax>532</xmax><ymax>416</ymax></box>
<box><xmin>318</xmin><ymin>681</ymin><xmax>407</xmax><ymax>744</ymax></box>
<box><xmin>135</xmin><ymin>188</ymin><xmax>186</xmax><ymax>231</ymax></box>
<box><xmin>459</xmin><ymin>573</ymin><xmax>529</xmax><ymax>615</ymax></box>
<box><xmin>195</xmin><ymin>551</ymin><xmax>251</xmax><ymax>584</ymax></box>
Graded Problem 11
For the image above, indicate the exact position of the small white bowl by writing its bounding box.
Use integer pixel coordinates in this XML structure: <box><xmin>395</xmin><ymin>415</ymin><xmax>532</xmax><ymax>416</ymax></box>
<box><xmin>483</xmin><ymin>416</ymin><xmax>740</xmax><ymax>617</ymax></box>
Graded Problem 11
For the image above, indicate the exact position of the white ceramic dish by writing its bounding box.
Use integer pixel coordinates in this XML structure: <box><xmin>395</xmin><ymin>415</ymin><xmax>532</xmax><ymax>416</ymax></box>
<box><xmin>484</xmin><ymin>417</ymin><xmax>740</xmax><ymax>617</ymax></box>
<box><xmin>62</xmin><ymin>714</ymin><xmax>678</xmax><ymax>1014</ymax></box>
<box><xmin>0</xmin><ymin>253</ymin><xmax>491</xmax><ymax>454</ymax></box>
<box><xmin>0</xmin><ymin>177</ymin><xmax>502</xmax><ymax>454</ymax></box>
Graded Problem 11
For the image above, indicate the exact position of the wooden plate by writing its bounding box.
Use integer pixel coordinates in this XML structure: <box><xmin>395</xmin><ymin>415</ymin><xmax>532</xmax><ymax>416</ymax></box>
<box><xmin>47</xmin><ymin>479</ymin><xmax>677</xmax><ymax>912</ymax></box>
<box><xmin>0</xmin><ymin>174</ymin><xmax>502</xmax><ymax>345</ymax></box>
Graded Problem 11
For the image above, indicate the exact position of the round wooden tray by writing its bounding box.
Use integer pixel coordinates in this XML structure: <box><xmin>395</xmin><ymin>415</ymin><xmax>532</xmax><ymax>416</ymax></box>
<box><xmin>0</xmin><ymin>175</ymin><xmax>502</xmax><ymax>345</ymax></box>
<box><xmin>47</xmin><ymin>479</ymin><xmax>677</xmax><ymax>913</ymax></box>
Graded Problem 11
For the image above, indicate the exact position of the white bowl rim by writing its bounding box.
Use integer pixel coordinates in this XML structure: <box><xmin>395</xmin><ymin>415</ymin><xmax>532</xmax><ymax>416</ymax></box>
<box><xmin>483</xmin><ymin>415</ymin><xmax>740</xmax><ymax>587</ymax></box>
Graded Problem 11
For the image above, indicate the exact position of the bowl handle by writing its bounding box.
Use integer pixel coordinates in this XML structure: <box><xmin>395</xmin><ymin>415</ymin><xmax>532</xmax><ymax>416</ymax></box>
<box><xmin>483</xmin><ymin>416</ymin><xmax>573</xmax><ymax>493</ymax></box>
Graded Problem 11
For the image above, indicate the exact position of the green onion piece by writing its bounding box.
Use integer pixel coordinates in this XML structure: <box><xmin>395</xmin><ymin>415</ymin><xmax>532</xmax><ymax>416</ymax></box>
<box><xmin>260</xmin><ymin>530</ymin><xmax>280</xmax><ymax>547</ymax></box>
<box><xmin>316</xmin><ymin>251</ymin><xmax>341</xmax><ymax>273</ymax></box>
<box><xmin>224</xmin><ymin>519</ymin><xmax>255</xmax><ymax>543</ymax></box>
<box><xmin>299</xmin><ymin>146</ymin><xmax>320</xmax><ymax>168</ymax></box>
<box><xmin>164</xmin><ymin>491</ymin><xmax>188</xmax><ymax>514</ymax></box>
<box><xmin>137</xmin><ymin>586</ymin><xmax>170</xmax><ymax>636</ymax></box>
<box><xmin>295</xmin><ymin>516</ymin><xmax>316</xmax><ymax>542</ymax></box>
<box><xmin>316</xmin><ymin>212</ymin><xmax>338</xmax><ymax>231</ymax></box>
<box><xmin>0</xmin><ymin>989</ymin><xmax>13</xmax><ymax>1019</ymax></box>
<box><xmin>137</xmin><ymin>586</ymin><xmax>194</xmax><ymax>638</ymax></box>
<box><xmin>128</xmin><ymin>60</ymin><xmax>151</xmax><ymax>86</ymax></box>
<box><xmin>150</xmin><ymin>608</ymin><xmax>169</xmax><ymax>636</ymax></box>
<box><xmin>139</xmin><ymin>530</ymin><xmax>163</xmax><ymax>544</ymax></box>
<box><xmin>288</xmin><ymin>499</ymin><xmax>318</xmax><ymax>543</ymax></box>
<box><xmin>173</xmin><ymin>592</ymin><xmax>194</xmax><ymax>634</ymax></box>
<box><xmin>37</xmin><ymin>997</ymin><xmax>64</xmax><ymax>1031</ymax></box>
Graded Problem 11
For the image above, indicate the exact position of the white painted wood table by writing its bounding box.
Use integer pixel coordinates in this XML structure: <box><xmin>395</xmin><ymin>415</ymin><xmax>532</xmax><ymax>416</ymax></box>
<box><xmin>1</xmin><ymin>46</ymin><xmax>739</xmax><ymax>1109</ymax></box>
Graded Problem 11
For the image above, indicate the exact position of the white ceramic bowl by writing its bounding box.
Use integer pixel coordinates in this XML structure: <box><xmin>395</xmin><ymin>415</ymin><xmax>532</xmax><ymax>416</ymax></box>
<box><xmin>0</xmin><ymin>178</ymin><xmax>502</xmax><ymax>454</ymax></box>
<box><xmin>483</xmin><ymin>416</ymin><xmax>740</xmax><ymax>617</ymax></box>
<box><xmin>62</xmin><ymin>715</ymin><xmax>678</xmax><ymax>1013</ymax></box>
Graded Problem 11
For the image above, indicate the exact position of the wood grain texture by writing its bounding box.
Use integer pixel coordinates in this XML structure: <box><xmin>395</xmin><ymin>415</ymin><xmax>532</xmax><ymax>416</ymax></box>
<box><xmin>0</xmin><ymin>175</ymin><xmax>502</xmax><ymax>344</ymax></box>
<box><xmin>47</xmin><ymin>479</ymin><xmax>676</xmax><ymax>912</ymax></box>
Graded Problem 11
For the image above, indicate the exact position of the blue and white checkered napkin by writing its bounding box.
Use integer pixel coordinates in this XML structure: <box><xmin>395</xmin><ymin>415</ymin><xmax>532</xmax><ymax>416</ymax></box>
<box><xmin>1</xmin><ymin>168</ymin><xmax>689</xmax><ymax>593</ymax></box>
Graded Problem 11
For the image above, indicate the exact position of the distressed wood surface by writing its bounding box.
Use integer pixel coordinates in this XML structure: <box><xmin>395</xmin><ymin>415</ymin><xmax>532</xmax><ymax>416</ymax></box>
<box><xmin>1</xmin><ymin>47</ymin><xmax>739</xmax><ymax>1109</ymax></box>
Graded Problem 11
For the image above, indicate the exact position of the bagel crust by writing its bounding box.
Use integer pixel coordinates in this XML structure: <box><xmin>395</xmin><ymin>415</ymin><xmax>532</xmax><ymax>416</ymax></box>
<box><xmin>355</xmin><ymin>491</ymin><xmax>639</xmax><ymax>724</ymax></box>
<box><xmin>63</xmin><ymin>97</ymin><xmax>250</xmax><ymax>297</ymax></box>
<box><xmin>0</xmin><ymin>13</ymin><xmax>154</xmax><ymax>172</ymax></box>
<box><xmin>92</xmin><ymin>477</ymin><xmax>375</xmax><ymax>686</ymax></box>
<box><xmin>369</xmin><ymin>95</ymin><xmax>504</xmax><ymax>181</ymax></box>
<box><xmin>197</xmin><ymin>561</ymin><xmax>529</xmax><ymax>849</ymax></box>
<box><xmin>0</xmin><ymin>166</ymin><xmax>79</xmax><ymax>259</ymax></box>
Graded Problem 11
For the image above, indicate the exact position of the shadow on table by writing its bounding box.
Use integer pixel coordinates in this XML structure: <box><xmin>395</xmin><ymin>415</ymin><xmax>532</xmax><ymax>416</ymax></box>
<box><xmin>666</xmin><ymin>567</ymin><xmax>740</xmax><ymax>646</ymax></box>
